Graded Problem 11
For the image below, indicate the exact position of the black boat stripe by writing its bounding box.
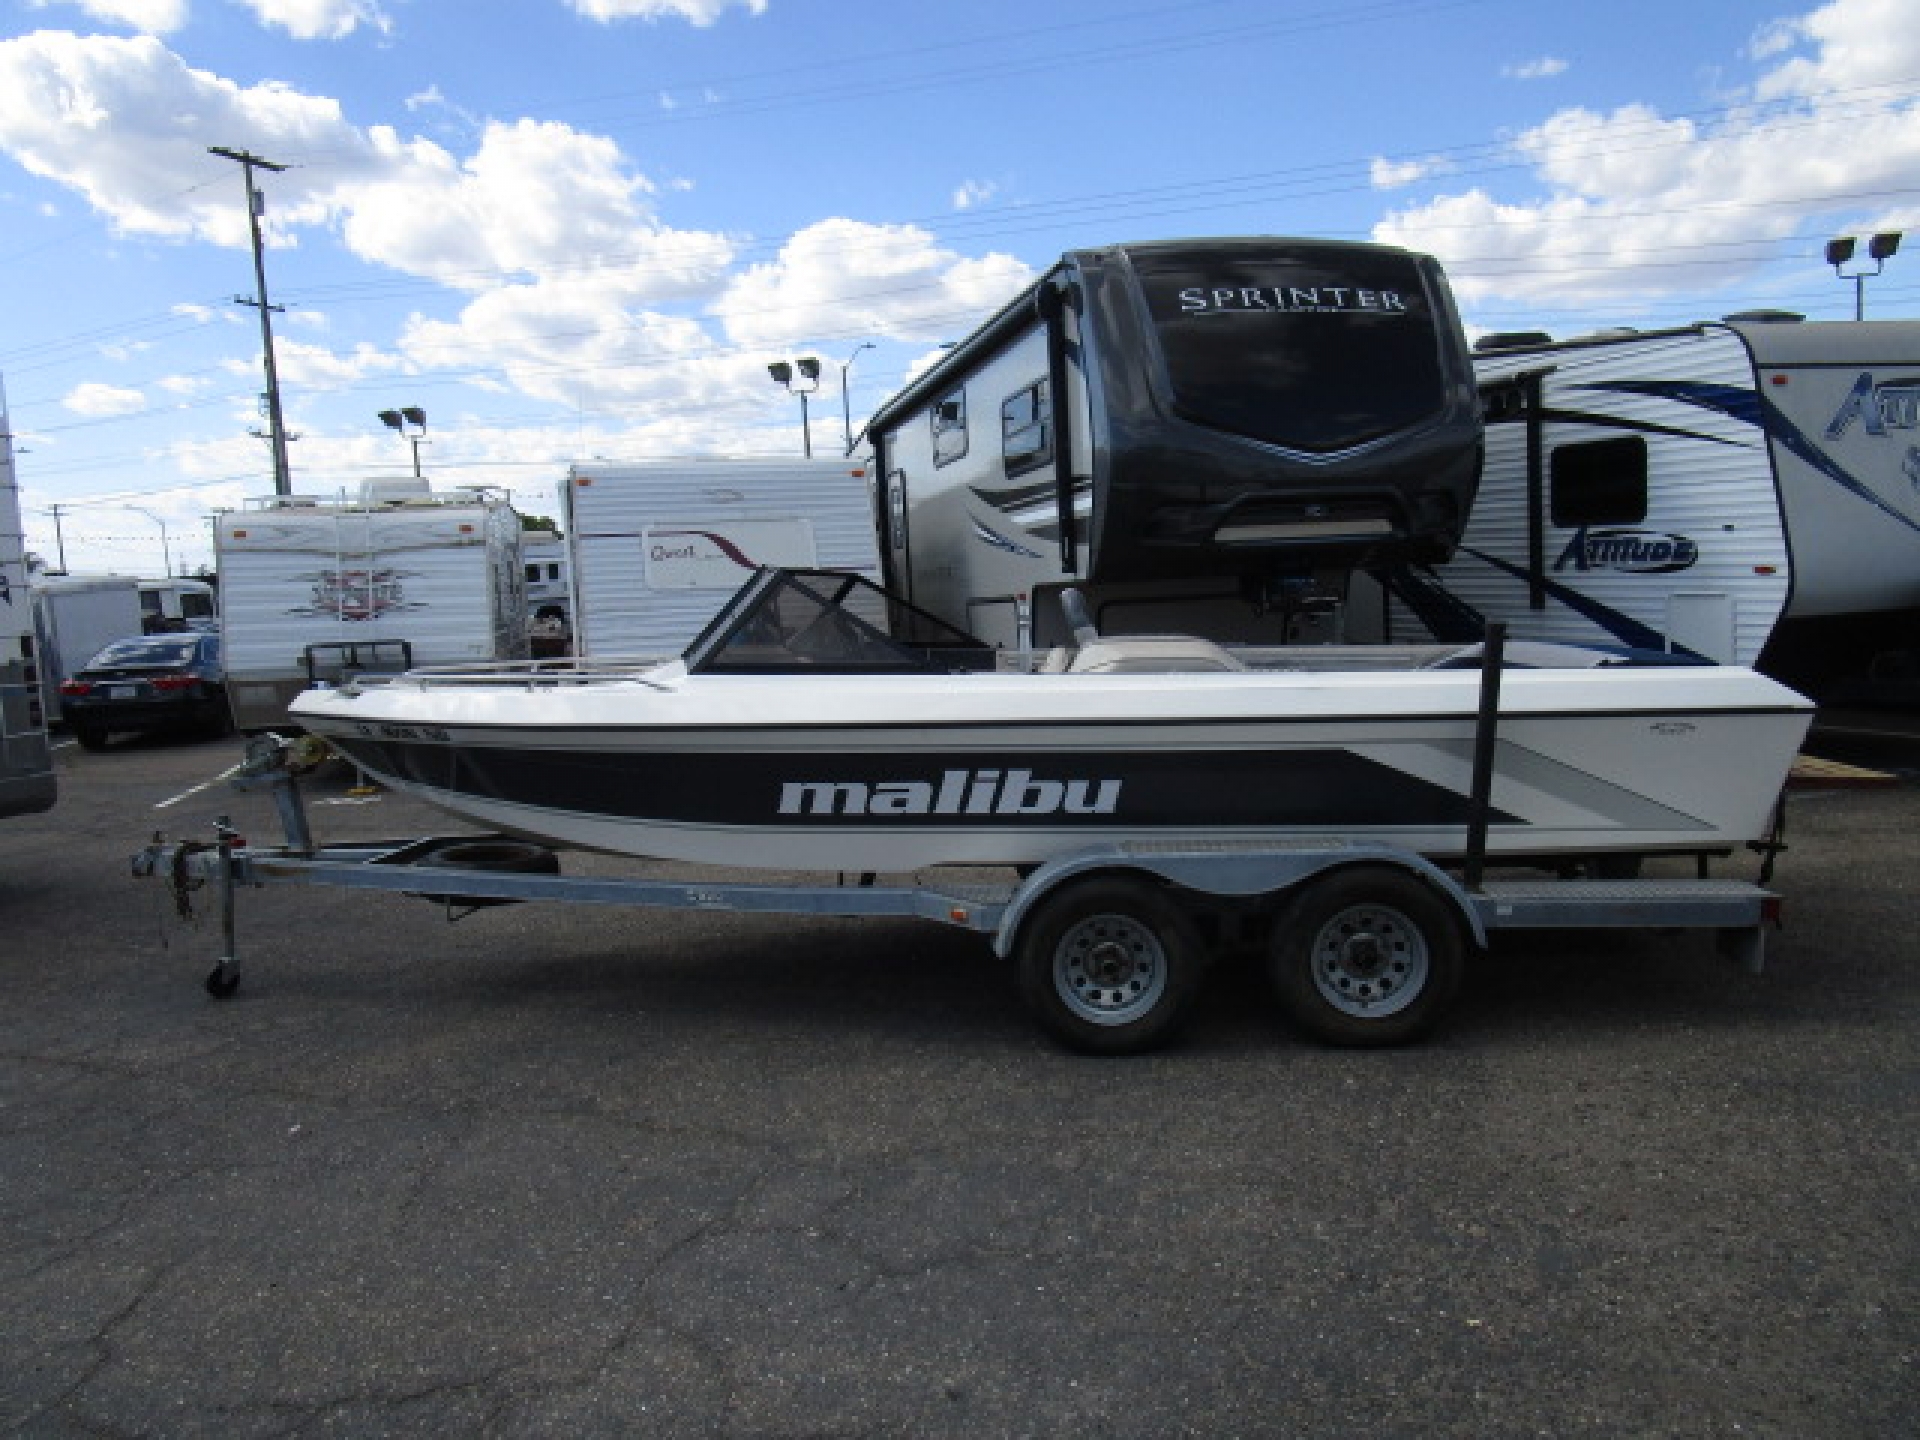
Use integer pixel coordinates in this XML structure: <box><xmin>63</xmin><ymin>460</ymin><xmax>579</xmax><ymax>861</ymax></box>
<box><xmin>324</xmin><ymin>736</ymin><xmax>1533</xmax><ymax>832</ymax></box>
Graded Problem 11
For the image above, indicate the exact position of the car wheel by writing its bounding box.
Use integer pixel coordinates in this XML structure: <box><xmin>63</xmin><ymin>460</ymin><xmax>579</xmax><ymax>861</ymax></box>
<box><xmin>71</xmin><ymin>723</ymin><xmax>110</xmax><ymax>751</ymax></box>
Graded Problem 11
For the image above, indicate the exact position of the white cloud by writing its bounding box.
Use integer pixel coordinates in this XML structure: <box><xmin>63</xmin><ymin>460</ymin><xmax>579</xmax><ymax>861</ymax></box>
<box><xmin>0</xmin><ymin>32</ymin><xmax>356</xmax><ymax>244</ymax></box>
<box><xmin>712</xmin><ymin>219</ymin><xmax>1032</xmax><ymax>351</ymax></box>
<box><xmin>337</xmin><ymin>118</ymin><xmax>732</xmax><ymax>291</ymax></box>
<box><xmin>233</xmin><ymin>0</ymin><xmax>392</xmax><ymax>40</ymax></box>
<box><xmin>64</xmin><ymin>381</ymin><xmax>146</xmax><ymax>416</ymax></box>
<box><xmin>275</xmin><ymin>336</ymin><xmax>404</xmax><ymax>389</ymax></box>
<box><xmin>1503</xmin><ymin>56</ymin><xmax>1568</xmax><ymax>81</ymax></box>
<box><xmin>1371</xmin><ymin>156</ymin><xmax>1448</xmax><ymax>190</ymax></box>
<box><xmin>1752</xmin><ymin>0</ymin><xmax>1919</xmax><ymax>100</ymax></box>
<box><xmin>29</xmin><ymin>0</ymin><xmax>188</xmax><ymax>35</ymax></box>
<box><xmin>565</xmin><ymin>0</ymin><xmax>768</xmax><ymax>24</ymax></box>
<box><xmin>953</xmin><ymin>179</ymin><xmax>997</xmax><ymax>210</ymax></box>
<box><xmin>0</xmin><ymin>33</ymin><xmax>735</xmax><ymax>298</ymax></box>
<box><xmin>1374</xmin><ymin>0</ymin><xmax>1920</xmax><ymax>308</ymax></box>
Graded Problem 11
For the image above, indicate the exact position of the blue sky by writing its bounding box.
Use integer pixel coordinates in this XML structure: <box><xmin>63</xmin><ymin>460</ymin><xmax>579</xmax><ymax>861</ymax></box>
<box><xmin>1</xmin><ymin>0</ymin><xmax>1915</xmax><ymax>575</ymax></box>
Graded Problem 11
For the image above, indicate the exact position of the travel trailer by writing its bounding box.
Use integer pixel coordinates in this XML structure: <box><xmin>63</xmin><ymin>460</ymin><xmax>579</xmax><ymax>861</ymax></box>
<box><xmin>866</xmin><ymin>236</ymin><xmax>1482</xmax><ymax>648</ymax></box>
<box><xmin>563</xmin><ymin>457</ymin><xmax>878</xmax><ymax>657</ymax></box>
<box><xmin>138</xmin><ymin>577</ymin><xmax>218</xmax><ymax>631</ymax></box>
<box><xmin>29</xmin><ymin>574</ymin><xmax>143</xmax><ymax>719</ymax></box>
<box><xmin>1359</xmin><ymin>316</ymin><xmax>1920</xmax><ymax>705</ymax></box>
<box><xmin>0</xmin><ymin>385</ymin><xmax>54</xmax><ymax>817</ymax></box>
<box><xmin>216</xmin><ymin>479</ymin><xmax>528</xmax><ymax>730</ymax></box>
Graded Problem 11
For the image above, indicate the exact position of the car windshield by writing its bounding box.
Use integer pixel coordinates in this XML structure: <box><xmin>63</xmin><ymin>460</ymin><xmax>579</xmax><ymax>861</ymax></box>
<box><xmin>88</xmin><ymin>636</ymin><xmax>204</xmax><ymax>668</ymax></box>
<box><xmin>683</xmin><ymin>569</ymin><xmax>997</xmax><ymax>675</ymax></box>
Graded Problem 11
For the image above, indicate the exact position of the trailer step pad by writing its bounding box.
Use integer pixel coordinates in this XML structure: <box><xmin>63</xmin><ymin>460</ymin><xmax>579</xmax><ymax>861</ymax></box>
<box><xmin>1471</xmin><ymin>878</ymin><xmax>1771</xmax><ymax>930</ymax></box>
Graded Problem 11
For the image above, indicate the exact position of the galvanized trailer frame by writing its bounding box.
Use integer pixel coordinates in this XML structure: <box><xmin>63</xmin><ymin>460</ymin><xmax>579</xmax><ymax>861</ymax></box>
<box><xmin>133</xmin><ymin>627</ymin><xmax>1786</xmax><ymax>1053</ymax></box>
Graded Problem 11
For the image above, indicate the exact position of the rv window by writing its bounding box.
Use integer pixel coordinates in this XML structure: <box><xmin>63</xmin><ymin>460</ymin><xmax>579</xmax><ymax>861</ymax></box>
<box><xmin>181</xmin><ymin>591</ymin><xmax>215</xmax><ymax>619</ymax></box>
<box><xmin>1550</xmin><ymin>437</ymin><xmax>1648</xmax><ymax>526</ymax></box>
<box><xmin>1134</xmin><ymin>245</ymin><xmax>1446</xmax><ymax>453</ymax></box>
<box><xmin>1001</xmin><ymin>380</ymin><xmax>1052</xmax><ymax>477</ymax></box>
<box><xmin>932</xmin><ymin>389</ymin><xmax>968</xmax><ymax>466</ymax></box>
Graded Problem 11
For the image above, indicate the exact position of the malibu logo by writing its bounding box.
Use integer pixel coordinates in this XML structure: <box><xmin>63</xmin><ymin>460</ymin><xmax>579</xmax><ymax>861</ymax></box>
<box><xmin>779</xmin><ymin>768</ymin><xmax>1121</xmax><ymax>819</ymax></box>
<box><xmin>1553</xmin><ymin>527</ymin><xmax>1699</xmax><ymax>575</ymax></box>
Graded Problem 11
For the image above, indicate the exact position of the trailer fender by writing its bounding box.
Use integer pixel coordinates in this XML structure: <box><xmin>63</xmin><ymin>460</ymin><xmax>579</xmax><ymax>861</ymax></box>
<box><xmin>991</xmin><ymin>843</ymin><xmax>1488</xmax><ymax>958</ymax></box>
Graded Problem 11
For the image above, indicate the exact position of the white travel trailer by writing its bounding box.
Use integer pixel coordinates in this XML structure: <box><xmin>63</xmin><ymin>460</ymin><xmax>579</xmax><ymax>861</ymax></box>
<box><xmin>216</xmin><ymin>479</ymin><xmax>528</xmax><ymax>730</ymax></box>
<box><xmin>138</xmin><ymin>577</ymin><xmax>218</xmax><ymax>631</ymax></box>
<box><xmin>0</xmin><ymin>388</ymin><xmax>54</xmax><ymax>817</ymax></box>
<box><xmin>562</xmin><ymin>457</ymin><xmax>879</xmax><ymax>656</ymax></box>
<box><xmin>522</xmin><ymin>529</ymin><xmax>570</xmax><ymax>626</ymax></box>
<box><xmin>1359</xmin><ymin>316</ymin><xmax>1920</xmax><ymax>705</ymax></box>
<box><xmin>29</xmin><ymin>574</ymin><xmax>143</xmax><ymax>719</ymax></box>
<box><xmin>866</xmin><ymin>236</ymin><xmax>1482</xmax><ymax>648</ymax></box>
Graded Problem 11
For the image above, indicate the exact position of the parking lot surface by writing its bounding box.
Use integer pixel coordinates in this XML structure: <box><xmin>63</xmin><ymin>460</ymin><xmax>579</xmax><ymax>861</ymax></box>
<box><xmin>2</xmin><ymin>732</ymin><xmax>1916</xmax><ymax>1437</ymax></box>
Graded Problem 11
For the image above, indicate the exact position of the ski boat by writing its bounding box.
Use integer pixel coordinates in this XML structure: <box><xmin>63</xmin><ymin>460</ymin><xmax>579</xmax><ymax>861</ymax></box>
<box><xmin>289</xmin><ymin>568</ymin><xmax>1814</xmax><ymax>872</ymax></box>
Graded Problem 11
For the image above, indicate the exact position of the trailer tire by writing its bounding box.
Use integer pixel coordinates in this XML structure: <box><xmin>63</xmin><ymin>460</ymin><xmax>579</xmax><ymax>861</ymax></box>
<box><xmin>1015</xmin><ymin>877</ymin><xmax>1203</xmax><ymax>1056</ymax></box>
<box><xmin>1267</xmin><ymin>867</ymin><xmax>1463</xmax><ymax>1048</ymax></box>
<box><xmin>410</xmin><ymin>840</ymin><xmax>559</xmax><ymax>906</ymax></box>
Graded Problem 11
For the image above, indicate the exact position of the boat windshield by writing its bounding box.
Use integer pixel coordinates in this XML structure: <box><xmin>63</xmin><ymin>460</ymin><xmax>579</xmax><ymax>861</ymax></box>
<box><xmin>684</xmin><ymin>569</ymin><xmax>999</xmax><ymax>675</ymax></box>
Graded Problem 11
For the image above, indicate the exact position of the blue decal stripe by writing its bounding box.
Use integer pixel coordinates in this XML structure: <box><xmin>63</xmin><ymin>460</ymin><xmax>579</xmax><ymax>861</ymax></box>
<box><xmin>1455</xmin><ymin>545</ymin><xmax>1706</xmax><ymax>659</ymax></box>
<box><xmin>1579</xmin><ymin>379</ymin><xmax>1764</xmax><ymax>430</ymax></box>
<box><xmin>1760</xmin><ymin>390</ymin><xmax>1920</xmax><ymax>536</ymax></box>
<box><xmin>1380</xmin><ymin>565</ymin><xmax>1485</xmax><ymax>643</ymax></box>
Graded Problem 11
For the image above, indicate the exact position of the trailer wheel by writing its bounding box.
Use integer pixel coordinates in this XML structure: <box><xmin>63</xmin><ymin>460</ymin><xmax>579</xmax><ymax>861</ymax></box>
<box><xmin>1015</xmin><ymin>877</ymin><xmax>1203</xmax><ymax>1055</ymax></box>
<box><xmin>410</xmin><ymin>840</ymin><xmax>559</xmax><ymax>906</ymax></box>
<box><xmin>1267</xmin><ymin>867</ymin><xmax>1463</xmax><ymax>1048</ymax></box>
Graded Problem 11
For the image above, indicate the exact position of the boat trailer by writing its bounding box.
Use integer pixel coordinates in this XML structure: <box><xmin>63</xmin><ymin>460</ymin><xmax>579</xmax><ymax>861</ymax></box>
<box><xmin>134</xmin><ymin>719</ymin><xmax>1786</xmax><ymax>1055</ymax></box>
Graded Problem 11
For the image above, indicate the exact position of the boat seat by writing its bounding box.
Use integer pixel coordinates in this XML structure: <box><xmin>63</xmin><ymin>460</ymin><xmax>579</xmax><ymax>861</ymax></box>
<box><xmin>1066</xmin><ymin>636</ymin><xmax>1248</xmax><ymax>674</ymax></box>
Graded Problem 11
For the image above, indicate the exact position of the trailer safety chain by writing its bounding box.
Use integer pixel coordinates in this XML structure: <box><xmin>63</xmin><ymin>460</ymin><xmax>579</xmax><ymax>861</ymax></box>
<box><xmin>165</xmin><ymin>840</ymin><xmax>215</xmax><ymax>921</ymax></box>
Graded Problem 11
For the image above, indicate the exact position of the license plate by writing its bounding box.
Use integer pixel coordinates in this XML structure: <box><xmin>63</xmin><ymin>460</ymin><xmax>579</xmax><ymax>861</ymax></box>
<box><xmin>108</xmin><ymin>686</ymin><xmax>136</xmax><ymax>700</ymax></box>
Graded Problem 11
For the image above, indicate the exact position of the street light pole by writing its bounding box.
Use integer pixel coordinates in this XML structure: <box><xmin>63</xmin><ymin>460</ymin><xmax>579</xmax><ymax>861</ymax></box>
<box><xmin>378</xmin><ymin>407</ymin><xmax>429</xmax><ymax>478</ymax></box>
<box><xmin>1826</xmin><ymin>232</ymin><xmax>1904</xmax><ymax>320</ymax></box>
<box><xmin>122</xmin><ymin>505</ymin><xmax>172</xmax><ymax>577</ymax></box>
<box><xmin>767</xmin><ymin>358</ymin><xmax>823</xmax><ymax>458</ymax></box>
<box><xmin>839</xmin><ymin>342</ymin><xmax>875</xmax><ymax>454</ymax></box>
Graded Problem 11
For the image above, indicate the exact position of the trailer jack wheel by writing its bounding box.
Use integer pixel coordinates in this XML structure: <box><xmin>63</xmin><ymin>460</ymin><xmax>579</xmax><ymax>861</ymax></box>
<box><xmin>1267</xmin><ymin>867</ymin><xmax>1463</xmax><ymax>1047</ymax></box>
<box><xmin>1015</xmin><ymin>877</ymin><xmax>1203</xmax><ymax>1056</ymax></box>
<box><xmin>205</xmin><ymin>963</ymin><xmax>240</xmax><ymax>999</ymax></box>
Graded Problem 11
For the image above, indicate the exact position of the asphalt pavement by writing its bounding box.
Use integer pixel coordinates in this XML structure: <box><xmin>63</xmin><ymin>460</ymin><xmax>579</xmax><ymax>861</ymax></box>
<box><xmin>1</xmin><ymin>729</ymin><xmax>1915</xmax><ymax>1437</ymax></box>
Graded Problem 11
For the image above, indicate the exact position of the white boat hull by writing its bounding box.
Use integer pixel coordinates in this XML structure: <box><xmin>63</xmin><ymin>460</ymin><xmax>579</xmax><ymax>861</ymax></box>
<box><xmin>292</xmin><ymin>663</ymin><xmax>1812</xmax><ymax>871</ymax></box>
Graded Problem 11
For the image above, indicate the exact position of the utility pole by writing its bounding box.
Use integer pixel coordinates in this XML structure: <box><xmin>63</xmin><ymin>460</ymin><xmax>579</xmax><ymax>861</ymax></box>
<box><xmin>45</xmin><ymin>503</ymin><xmax>69</xmax><ymax>573</ymax></box>
<box><xmin>210</xmin><ymin>146</ymin><xmax>293</xmax><ymax>495</ymax></box>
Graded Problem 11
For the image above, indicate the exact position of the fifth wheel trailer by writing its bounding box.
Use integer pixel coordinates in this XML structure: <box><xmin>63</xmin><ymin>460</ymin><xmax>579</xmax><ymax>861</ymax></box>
<box><xmin>0</xmin><ymin>379</ymin><xmax>54</xmax><ymax>818</ymax></box>
<box><xmin>1361</xmin><ymin>316</ymin><xmax>1920</xmax><ymax>706</ymax></box>
<box><xmin>866</xmin><ymin>236</ymin><xmax>1482</xmax><ymax>648</ymax></box>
